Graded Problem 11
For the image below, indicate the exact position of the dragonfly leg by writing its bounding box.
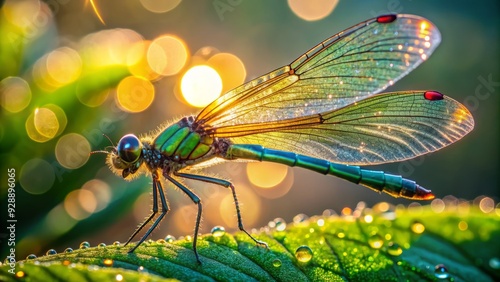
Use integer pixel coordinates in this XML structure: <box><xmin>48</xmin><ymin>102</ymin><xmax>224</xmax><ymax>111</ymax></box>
<box><xmin>126</xmin><ymin>172</ymin><xmax>169</xmax><ymax>252</ymax></box>
<box><xmin>176</xmin><ymin>172</ymin><xmax>269</xmax><ymax>250</ymax></box>
<box><xmin>164</xmin><ymin>173</ymin><xmax>203</xmax><ymax>264</ymax></box>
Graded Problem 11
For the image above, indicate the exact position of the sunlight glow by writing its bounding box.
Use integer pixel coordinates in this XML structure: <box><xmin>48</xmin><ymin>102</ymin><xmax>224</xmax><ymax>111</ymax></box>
<box><xmin>181</xmin><ymin>65</ymin><xmax>222</xmax><ymax>107</ymax></box>
<box><xmin>207</xmin><ymin>53</ymin><xmax>246</xmax><ymax>94</ymax></box>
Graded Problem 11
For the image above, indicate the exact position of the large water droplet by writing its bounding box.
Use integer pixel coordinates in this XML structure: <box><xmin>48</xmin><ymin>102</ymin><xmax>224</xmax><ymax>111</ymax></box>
<box><xmin>46</xmin><ymin>249</ymin><xmax>57</xmax><ymax>255</ymax></box>
<box><xmin>295</xmin><ymin>245</ymin><xmax>313</xmax><ymax>263</ymax></box>
<box><xmin>103</xmin><ymin>258</ymin><xmax>113</xmax><ymax>267</ymax></box>
<box><xmin>272</xmin><ymin>259</ymin><xmax>282</xmax><ymax>268</ymax></box>
<box><xmin>387</xmin><ymin>242</ymin><xmax>402</xmax><ymax>256</ymax></box>
<box><xmin>64</xmin><ymin>247</ymin><xmax>73</xmax><ymax>253</ymax></box>
<box><xmin>368</xmin><ymin>234</ymin><xmax>384</xmax><ymax>249</ymax></box>
<box><xmin>411</xmin><ymin>221</ymin><xmax>425</xmax><ymax>234</ymax></box>
<box><xmin>165</xmin><ymin>235</ymin><xmax>175</xmax><ymax>243</ymax></box>
<box><xmin>113</xmin><ymin>241</ymin><xmax>121</xmax><ymax>246</ymax></box>
<box><xmin>434</xmin><ymin>264</ymin><xmax>450</xmax><ymax>279</ymax></box>
<box><xmin>26</xmin><ymin>254</ymin><xmax>37</xmax><ymax>260</ymax></box>
<box><xmin>98</xmin><ymin>243</ymin><xmax>106</xmax><ymax>248</ymax></box>
<box><xmin>211</xmin><ymin>226</ymin><xmax>226</xmax><ymax>237</ymax></box>
<box><xmin>80</xmin><ymin>241</ymin><xmax>90</xmax><ymax>249</ymax></box>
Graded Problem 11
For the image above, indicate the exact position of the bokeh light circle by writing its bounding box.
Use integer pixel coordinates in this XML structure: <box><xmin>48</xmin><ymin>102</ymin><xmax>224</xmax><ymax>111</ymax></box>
<box><xmin>43</xmin><ymin>104</ymin><xmax>67</xmax><ymax>137</ymax></box>
<box><xmin>55</xmin><ymin>133</ymin><xmax>91</xmax><ymax>169</ymax></box>
<box><xmin>0</xmin><ymin>77</ymin><xmax>32</xmax><ymax>113</ymax></box>
<box><xmin>19</xmin><ymin>158</ymin><xmax>55</xmax><ymax>195</ymax></box>
<box><xmin>207</xmin><ymin>53</ymin><xmax>246</xmax><ymax>94</ymax></box>
<box><xmin>288</xmin><ymin>0</ymin><xmax>338</xmax><ymax>21</ymax></box>
<box><xmin>127</xmin><ymin>40</ymin><xmax>161</xmax><ymax>81</ymax></box>
<box><xmin>46</xmin><ymin>47</ymin><xmax>82</xmax><ymax>85</ymax></box>
<box><xmin>220</xmin><ymin>185</ymin><xmax>261</xmax><ymax>229</ymax></box>
<box><xmin>148</xmin><ymin>35</ymin><xmax>189</xmax><ymax>76</ymax></box>
<box><xmin>246</xmin><ymin>162</ymin><xmax>288</xmax><ymax>188</ymax></box>
<box><xmin>64</xmin><ymin>189</ymin><xmax>97</xmax><ymax>220</ymax></box>
<box><xmin>181</xmin><ymin>65</ymin><xmax>222</xmax><ymax>107</ymax></box>
<box><xmin>116</xmin><ymin>76</ymin><xmax>155</xmax><ymax>113</ymax></box>
<box><xmin>81</xmin><ymin>179</ymin><xmax>112</xmax><ymax>212</ymax></box>
<box><xmin>140</xmin><ymin>0</ymin><xmax>182</xmax><ymax>13</ymax></box>
<box><xmin>34</xmin><ymin>107</ymin><xmax>59</xmax><ymax>138</ymax></box>
<box><xmin>25</xmin><ymin>112</ymin><xmax>50</xmax><ymax>143</ymax></box>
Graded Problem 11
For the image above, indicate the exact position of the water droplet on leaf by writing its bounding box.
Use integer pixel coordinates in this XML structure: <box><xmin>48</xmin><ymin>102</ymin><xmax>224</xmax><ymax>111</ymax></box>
<box><xmin>211</xmin><ymin>226</ymin><xmax>226</xmax><ymax>237</ymax></box>
<box><xmin>272</xmin><ymin>259</ymin><xmax>282</xmax><ymax>268</ymax></box>
<box><xmin>103</xmin><ymin>258</ymin><xmax>113</xmax><ymax>267</ymax></box>
<box><xmin>98</xmin><ymin>243</ymin><xmax>106</xmax><ymax>248</ymax></box>
<box><xmin>434</xmin><ymin>264</ymin><xmax>450</xmax><ymax>279</ymax></box>
<box><xmin>273</xmin><ymin>218</ymin><xmax>287</xmax><ymax>231</ymax></box>
<box><xmin>411</xmin><ymin>221</ymin><xmax>425</xmax><ymax>234</ymax></box>
<box><xmin>337</xmin><ymin>228</ymin><xmax>345</xmax><ymax>238</ymax></box>
<box><xmin>26</xmin><ymin>254</ymin><xmax>37</xmax><ymax>259</ymax></box>
<box><xmin>46</xmin><ymin>249</ymin><xmax>57</xmax><ymax>255</ymax></box>
<box><xmin>165</xmin><ymin>235</ymin><xmax>175</xmax><ymax>243</ymax></box>
<box><xmin>64</xmin><ymin>247</ymin><xmax>73</xmax><ymax>253</ymax></box>
<box><xmin>295</xmin><ymin>245</ymin><xmax>313</xmax><ymax>263</ymax></box>
<box><xmin>368</xmin><ymin>234</ymin><xmax>384</xmax><ymax>249</ymax></box>
<box><xmin>293</xmin><ymin>213</ymin><xmax>308</xmax><ymax>223</ymax></box>
<box><xmin>387</xmin><ymin>242</ymin><xmax>402</xmax><ymax>256</ymax></box>
<box><xmin>80</xmin><ymin>241</ymin><xmax>90</xmax><ymax>249</ymax></box>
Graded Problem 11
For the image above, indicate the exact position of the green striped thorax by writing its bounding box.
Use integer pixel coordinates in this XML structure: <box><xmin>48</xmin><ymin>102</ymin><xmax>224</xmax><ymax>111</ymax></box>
<box><xmin>107</xmin><ymin>116</ymin><xmax>216</xmax><ymax>180</ymax></box>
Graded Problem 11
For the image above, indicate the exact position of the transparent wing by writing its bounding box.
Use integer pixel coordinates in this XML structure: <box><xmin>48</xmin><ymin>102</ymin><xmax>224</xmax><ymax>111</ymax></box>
<box><xmin>196</xmin><ymin>14</ymin><xmax>441</xmax><ymax>128</ymax></box>
<box><xmin>210</xmin><ymin>91</ymin><xmax>474</xmax><ymax>165</ymax></box>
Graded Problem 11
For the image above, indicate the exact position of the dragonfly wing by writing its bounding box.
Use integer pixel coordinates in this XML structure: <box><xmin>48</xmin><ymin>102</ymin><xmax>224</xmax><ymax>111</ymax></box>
<box><xmin>212</xmin><ymin>91</ymin><xmax>474</xmax><ymax>165</ymax></box>
<box><xmin>196</xmin><ymin>14</ymin><xmax>441</xmax><ymax>127</ymax></box>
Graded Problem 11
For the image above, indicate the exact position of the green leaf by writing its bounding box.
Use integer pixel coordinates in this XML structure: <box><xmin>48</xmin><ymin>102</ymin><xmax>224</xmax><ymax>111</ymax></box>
<box><xmin>1</xmin><ymin>204</ymin><xmax>499</xmax><ymax>281</ymax></box>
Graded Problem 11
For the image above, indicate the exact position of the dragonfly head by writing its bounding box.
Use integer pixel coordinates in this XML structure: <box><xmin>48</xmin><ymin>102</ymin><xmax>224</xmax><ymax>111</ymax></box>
<box><xmin>108</xmin><ymin>134</ymin><xmax>143</xmax><ymax>179</ymax></box>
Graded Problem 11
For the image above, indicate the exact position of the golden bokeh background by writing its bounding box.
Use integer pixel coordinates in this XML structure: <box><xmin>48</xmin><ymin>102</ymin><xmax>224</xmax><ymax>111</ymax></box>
<box><xmin>0</xmin><ymin>0</ymin><xmax>498</xmax><ymax>260</ymax></box>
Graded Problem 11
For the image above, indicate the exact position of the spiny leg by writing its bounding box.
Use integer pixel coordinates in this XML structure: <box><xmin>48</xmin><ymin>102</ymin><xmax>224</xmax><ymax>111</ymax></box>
<box><xmin>127</xmin><ymin>172</ymin><xmax>169</xmax><ymax>252</ymax></box>
<box><xmin>164</xmin><ymin>173</ymin><xmax>203</xmax><ymax>264</ymax></box>
<box><xmin>176</xmin><ymin>172</ymin><xmax>269</xmax><ymax>249</ymax></box>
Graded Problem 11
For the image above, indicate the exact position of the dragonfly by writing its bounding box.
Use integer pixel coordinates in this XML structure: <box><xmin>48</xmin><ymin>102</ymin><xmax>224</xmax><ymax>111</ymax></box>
<box><xmin>94</xmin><ymin>14</ymin><xmax>474</xmax><ymax>264</ymax></box>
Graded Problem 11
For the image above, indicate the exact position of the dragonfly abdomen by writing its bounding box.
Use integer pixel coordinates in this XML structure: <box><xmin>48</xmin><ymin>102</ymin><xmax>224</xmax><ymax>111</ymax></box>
<box><xmin>226</xmin><ymin>144</ymin><xmax>434</xmax><ymax>200</ymax></box>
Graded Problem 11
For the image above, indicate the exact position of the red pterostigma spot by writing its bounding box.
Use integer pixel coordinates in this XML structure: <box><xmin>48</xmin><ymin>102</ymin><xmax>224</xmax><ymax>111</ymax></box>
<box><xmin>424</xmin><ymin>91</ymin><xmax>444</xmax><ymax>101</ymax></box>
<box><xmin>377</xmin><ymin>14</ymin><xmax>397</xmax><ymax>24</ymax></box>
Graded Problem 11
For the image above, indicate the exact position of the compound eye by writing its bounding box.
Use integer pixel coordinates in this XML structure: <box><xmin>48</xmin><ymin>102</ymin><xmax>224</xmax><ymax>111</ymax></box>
<box><xmin>117</xmin><ymin>134</ymin><xmax>142</xmax><ymax>163</ymax></box>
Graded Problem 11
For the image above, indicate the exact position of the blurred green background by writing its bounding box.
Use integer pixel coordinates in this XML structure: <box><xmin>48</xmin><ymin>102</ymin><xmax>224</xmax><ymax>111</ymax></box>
<box><xmin>1</xmin><ymin>0</ymin><xmax>498</xmax><ymax>261</ymax></box>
